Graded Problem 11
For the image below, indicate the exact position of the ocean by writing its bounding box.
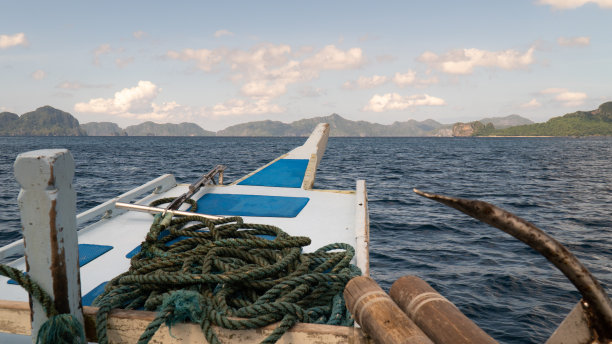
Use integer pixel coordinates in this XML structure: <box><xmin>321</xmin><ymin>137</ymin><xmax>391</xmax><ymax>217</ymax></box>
<box><xmin>0</xmin><ymin>136</ymin><xmax>610</xmax><ymax>343</ymax></box>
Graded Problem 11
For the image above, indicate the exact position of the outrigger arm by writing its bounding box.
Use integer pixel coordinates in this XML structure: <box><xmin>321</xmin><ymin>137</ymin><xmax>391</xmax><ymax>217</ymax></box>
<box><xmin>414</xmin><ymin>189</ymin><xmax>612</xmax><ymax>343</ymax></box>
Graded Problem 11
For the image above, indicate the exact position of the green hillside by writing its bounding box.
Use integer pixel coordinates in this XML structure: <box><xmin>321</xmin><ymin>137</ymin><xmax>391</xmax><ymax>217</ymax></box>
<box><xmin>81</xmin><ymin>122</ymin><xmax>127</xmax><ymax>136</ymax></box>
<box><xmin>124</xmin><ymin>121</ymin><xmax>214</xmax><ymax>136</ymax></box>
<box><xmin>217</xmin><ymin>113</ymin><xmax>443</xmax><ymax>136</ymax></box>
<box><xmin>0</xmin><ymin>106</ymin><xmax>86</xmax><ymax>136</ymax></box>
<box><xmin>484</xmin><ymin>102</ymin><xmax>612</xmax><ymax>137</ymax></box>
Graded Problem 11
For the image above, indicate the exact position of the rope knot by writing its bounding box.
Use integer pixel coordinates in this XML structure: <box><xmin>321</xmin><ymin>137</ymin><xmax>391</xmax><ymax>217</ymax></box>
<box><xmin>36</xmin><ymin>314</ymin><xmax>85</xmax><ymax>344</ymax></box>
<box><xmin>162</xmin><ymin>290</ymin><xmax>205</xmax><ymax>327</ymax></box>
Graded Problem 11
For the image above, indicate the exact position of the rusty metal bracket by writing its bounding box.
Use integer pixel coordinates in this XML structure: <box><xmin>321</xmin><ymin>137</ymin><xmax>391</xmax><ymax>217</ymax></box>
<box><xmin>414</xmin><ymin>189</ymin><xmax>612</xmax><ymax>342</ymax></box>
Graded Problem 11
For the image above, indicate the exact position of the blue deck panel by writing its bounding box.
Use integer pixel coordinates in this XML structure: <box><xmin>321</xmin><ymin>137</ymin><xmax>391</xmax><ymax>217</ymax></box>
<box><xmin>7</xmin><ymin>244</ymin><xmax>113</xmax><ymax>285</ymax></box>
<box><xmin>196</xmin><ymin>193</ymin><xmax>309</xmax><ymax>217</ymax></box>
<box><xmin>78</xmin><ymin>244</ymin><xmax>113</xmax><ymax>267</ymax></box>
<box><xmin>82</xmin><ymin>281</ymin><xmax>108</xmax><ymax>306</ymax></box>
<box><xmin>238</xmin><ymin>159</ymin><xmax>309</xmax><ymax>188</ymax></box>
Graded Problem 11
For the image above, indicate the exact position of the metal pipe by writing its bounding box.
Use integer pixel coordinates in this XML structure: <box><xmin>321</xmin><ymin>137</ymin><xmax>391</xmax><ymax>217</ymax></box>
<box><xmin>163</xmin><ymin>164</ymin><xmax>226</xmax><ymax>213</ymax></box>
<box><xmin>115</xmin><ymin>202</ymin><xmax>223</xmax><ymax>220</ymax></box>
<box><xmin>413</xmin><ymin>189</ymin><xmax>612</xmax><ymax>341</ymax></box>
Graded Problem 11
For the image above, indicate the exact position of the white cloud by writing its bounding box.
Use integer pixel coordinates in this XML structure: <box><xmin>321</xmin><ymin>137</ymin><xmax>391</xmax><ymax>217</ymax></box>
<box><xmin>537</xmin><ymin>0</ymin><xmax>612</xmax><ymax>9</ymax></box>
<box><xmin>302</xmin><ymin>45</ymin><xmax>364</xmax><ymax>70</ymax></box>
<box><xmin>241</xmin><ymin>80</ymin><xmax>289</xmax><ymax>98</ymax></box>
<box><xmin>75</xmin><ymin>80</ymin><xmax>160</xmax><ymax>114</ymax></box>
<box><xmin>415</xmin><ymin>76</ymin><xmax>439</xmax><ymax>86</ymax></box>
<box><xmin>166</xmin><ymin>48</ymin><xmax>226</xmax><ymax>71</ymax></box>
<box><xmin>343</xmin><ymin>75</ymin><xmax>388</xmax><ymax>89</ymax></box>
<box><xmin>93</xmin><ymin>44</ymin><xmax>112</xmax><ymax>65</ymax></box>
<box><xmin>31</xmin><ymin>70</ymin><xmax>46</xmax><ymax>80</ymax></box>
<box><xmin>73</xmin><ymin>81</ymin><xmax>202</xmax><ymax>122</ymax></box>
<box><xmin>364</xmin><ymin>93</ymin><xmax>446</xmax><ymax>112</ymax></box>
<box><xmin>115</xmin><ymin>57</ymin><xmax>134</xmax><ymax>68</ymax></box>
<box><xmin>167</xmin><ymin>43</ymin><xmax>365</xmax><ymax>100</ymax></box>
<box><xmin>57</xmin><ymin>81</ymin><xmax>111</xmax><ymax>90</ymax></box>
<box><xmin>557</xmin><ymin>36</ymin><xmax>590</xmax><ymax>46</ymax></box>
<box><xmin>73</xmin><ymin>80</ymin><xmax>284</xmax><ymax>120</ymax></box>
<box><xmin>392</xmin><ymin>71</ymin><xmax>416</xmax><ymax>87</ymax></box>
<box><xmin>214</xmin><ymin>29</ymin><xmax>234</xmax><ymax>38</ymax></box>
<box><xmin>521</xmin><ymin>98</ymin><xmax>541</xmax><ymax>108</ymax></box>
<box><xmin>0</xmin><ymin>33</ymin><xmax>28</xmax><ymax>49</ymax></box>
<box><xmin>133</xmin><ymin>30</ymin><xmax>147</xmax><ymax>39</ymax></box>
<box><xmin>554</xmin><ymin>91</ymin><xmax>587</xmax><ymax>106</ymax></box>
<box><xmin>418</xmin><ymin>46</ymin><xmax>535</xmax><ymax>75</ymax></box>
<box><xmin>540</xmin><ymin>87</ymin><xmax>568</xmax><ymax>94</ymax></box>
<box><xmin>343</xmin><ymin>70</ymin><xmax>438</xmax><ymax>89</ymax></box>
<box><xmin>210</xmin><ymin>98</ymin><xmax>284</xmax><ymax>116</ymax></box>
<box><xmin>539</xmin><ymin>87</ymin><xmax>587</xmax><ymax>106</ymax></box>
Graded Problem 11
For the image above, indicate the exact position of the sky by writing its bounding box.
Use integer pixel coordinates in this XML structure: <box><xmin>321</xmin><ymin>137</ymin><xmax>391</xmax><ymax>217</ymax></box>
<box><xmin>1</xmin><ymin>0</ymin><xmax>611</xmax><ymax>131</ymax></box>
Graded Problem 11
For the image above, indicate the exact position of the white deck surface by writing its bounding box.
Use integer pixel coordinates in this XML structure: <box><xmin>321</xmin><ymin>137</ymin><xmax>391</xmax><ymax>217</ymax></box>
<box><xmin>0</xmin><ymin>182</ymin><xmax>359</xmax><ymax>303</ymax></box>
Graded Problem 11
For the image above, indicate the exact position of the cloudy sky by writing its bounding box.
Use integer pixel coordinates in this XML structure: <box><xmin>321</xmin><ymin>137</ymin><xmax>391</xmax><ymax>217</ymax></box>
<box><xmin>1</xmin><ymin>1</ymin><xmax>610</xmax><ymax>130</ymax></box>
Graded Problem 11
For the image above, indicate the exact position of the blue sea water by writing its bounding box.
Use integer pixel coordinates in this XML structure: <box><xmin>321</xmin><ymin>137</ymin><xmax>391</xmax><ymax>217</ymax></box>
<box><xmin>0</xmin><ymin>136</ymin><xmax>610</xmax><ymax>343</ymax></box>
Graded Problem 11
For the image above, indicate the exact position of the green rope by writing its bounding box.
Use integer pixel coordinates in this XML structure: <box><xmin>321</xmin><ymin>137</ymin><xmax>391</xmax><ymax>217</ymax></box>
<box><xmin>93</xmin><ymin>197</ymin><xmax>361</xmax><ymax>343</ymax></box>
<box><xmin>0</xmin><ymin>264</ymin><xmax>86</xmax><ymax>344</ymax></box>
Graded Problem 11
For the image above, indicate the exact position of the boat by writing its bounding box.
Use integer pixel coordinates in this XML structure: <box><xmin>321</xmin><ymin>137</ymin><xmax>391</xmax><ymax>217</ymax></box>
<box><xmin>0</xmin><ymin>123</ymin><xmax>610</xmax><ymax>343</ymax></box>
<box><xmin>0</xmin><ymin>123</ymin><xmax>372</xmax><ymax>343</ymax></box>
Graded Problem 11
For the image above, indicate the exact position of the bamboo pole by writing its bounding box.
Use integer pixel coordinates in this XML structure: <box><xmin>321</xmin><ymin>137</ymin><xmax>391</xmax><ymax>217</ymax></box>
<box><xmin>344</xmin><ymin>276</ymin><xmax>433</xmax><ymax>344</ymax></box>
<box><xmin>390</xmin><ymin>276</ymin><xmax>497</xmax><ymax>344</ymax></box>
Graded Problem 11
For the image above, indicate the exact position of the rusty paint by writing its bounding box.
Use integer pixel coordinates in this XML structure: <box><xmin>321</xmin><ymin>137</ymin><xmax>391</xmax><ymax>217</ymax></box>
<box><xmin>48</xmin><ymin>163</ymin><xmax>54</xmax><ymax>187</ymax></box>
<box><xmin>48</xmin><ymin>199</ymin><xmax>70</xmax><ymax>314</ymax></box>
<box><xmin>23</xmin><ymin>214</ymin><xmax>33</xmax><ymax>325</ymax></box>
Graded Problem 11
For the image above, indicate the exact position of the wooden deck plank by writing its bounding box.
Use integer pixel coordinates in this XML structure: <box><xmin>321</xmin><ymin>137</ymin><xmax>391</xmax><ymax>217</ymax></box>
<box><xmin>0</xmin><ymin>301</ymin><xmax>370</xmax><ymax>343</ymax></box>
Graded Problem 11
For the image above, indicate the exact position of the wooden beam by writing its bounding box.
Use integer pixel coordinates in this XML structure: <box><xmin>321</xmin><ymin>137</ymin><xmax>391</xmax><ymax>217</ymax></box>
<box><xmin>355</xmin><ymin>180</ymin><xmax>370</xmax><ymax>277</ymax></box>
<box><xmin>14</xmin><ymin>149</ymin><xmax>84</xmax><ymax>341</ymax></box>
<box><xmin>0</xmin><ymin>301</ymin><xmax>370</xmax><ymax>343</ymax></box>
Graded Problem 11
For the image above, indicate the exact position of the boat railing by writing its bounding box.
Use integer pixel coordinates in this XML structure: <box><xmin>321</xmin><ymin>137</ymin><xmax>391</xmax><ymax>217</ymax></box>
<box><xmin>0</xmin><ymin>173</ymin><xmax>177</xmax><ymax>262</ymax></box>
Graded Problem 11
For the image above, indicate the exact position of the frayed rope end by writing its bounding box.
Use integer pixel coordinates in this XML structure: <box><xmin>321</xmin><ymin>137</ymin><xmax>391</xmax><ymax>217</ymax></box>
<box><xmin>162</xmin><ymin>290</ymin><xmax>205</xmax><ymax>328</ymax></box>
<box><xmin>36</xmin><ymin>314</ymin><xmax>85</xmax><ymax>344</ymax></box>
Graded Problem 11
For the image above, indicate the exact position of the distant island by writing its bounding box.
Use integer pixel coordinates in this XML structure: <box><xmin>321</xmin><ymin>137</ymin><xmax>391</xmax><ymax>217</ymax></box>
<box><xmin>475</xmin><ymin>101</ymin><xmax>612</xmax><ymax>137</ymax></box>
<box><xmin>0</xmin><ymin>106</ymin><xmax>86</xmax><ymax>136</ymax></box>
<box><xmin>1</xmin><ymin>102</ymin><xmax>610</xmax><ymax>137</ymax></box>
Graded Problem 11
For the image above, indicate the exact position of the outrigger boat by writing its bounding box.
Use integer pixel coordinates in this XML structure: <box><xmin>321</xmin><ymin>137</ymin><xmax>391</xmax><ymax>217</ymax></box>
<box><xmin>0</xmin><ymin>123</ymin><xmax>371</xmax><ymax>343</ymax></box>
<box><xmin>0</xmin><ymin>123</ymin><xmax>610</xmax><ymax>343</ymax></box>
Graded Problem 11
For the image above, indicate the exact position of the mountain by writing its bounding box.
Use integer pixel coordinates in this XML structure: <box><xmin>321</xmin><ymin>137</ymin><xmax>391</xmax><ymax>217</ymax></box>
<box><xmin>0</xmin><ymin>106</ymin><xmax>86</xmax><ymax>136</ymax></box>
<box><xmin>477</xmin><ymin>114</ymin><xmax>533</xmax><ymax>129</ymax></box>
<box><xmin>0</xmin><ymin>112</ymin><xmax>20</xmax><ymax>132</ymax></box>
<box><xmin>428</xmin><ymin>114</ymin><xmax>532</xmax><ymax>137</ymax></box>
<box><xmin>124</xmin><ymin>121</ymin><xmax>214</xmax><ymax>136</ymax></box>
<box><xmin>81</xmin><ymin>122</ymin><xmax>127</xmax><ymax>136</ymax></box>
<box><xmin>216</xmin><ymin>120</ymin><xmax>293</xmax><ymax>136</ymax></box>
<box><xmin>452</xmin><ymin>121</ymin><xmax>495</xmax><ymax>137</ymax></box>
<box><xmin>485</xmin><ymin>102</ymin><xmax>612</xmax><ymax>137</ymax></box>
<box><xmin>217</xmin><ymin>114</ymin><xmax>444</xmax><ymax>136</ymax></box>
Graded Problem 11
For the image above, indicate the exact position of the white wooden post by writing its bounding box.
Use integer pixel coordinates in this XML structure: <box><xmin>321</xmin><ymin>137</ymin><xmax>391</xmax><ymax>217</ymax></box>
<box><xmin>14</xmin><ymin>149</ymin><xmax>83</xmax><ymax>342</ymax></box>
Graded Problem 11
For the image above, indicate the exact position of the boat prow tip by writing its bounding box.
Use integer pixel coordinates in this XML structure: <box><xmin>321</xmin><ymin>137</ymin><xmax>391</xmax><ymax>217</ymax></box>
<box><xmin>234</xmin><ymin>123</ymin><xmax>331</xmax><ymax>189</ymax></box>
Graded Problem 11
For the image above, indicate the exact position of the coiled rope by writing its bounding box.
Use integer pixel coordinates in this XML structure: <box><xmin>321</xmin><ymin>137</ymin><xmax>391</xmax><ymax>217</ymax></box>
<box><xmin>93</xmin><ymin>197</ymin><xmax>361</xmax><ymax>344</ymax></box>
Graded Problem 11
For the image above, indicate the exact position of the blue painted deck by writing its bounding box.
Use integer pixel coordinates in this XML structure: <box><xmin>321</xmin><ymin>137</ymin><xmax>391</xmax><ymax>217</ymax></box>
<box><xmin>7</xmin><ymin>244</ymin><xmax>113</xmax><ymax>285</ymax></box>
<box><xmin>238</xmin><ymin>159</ymin><xmax>309</xmax><ymax>188</ymax></box>
<box><xmin>82</xmin><ymin>281</ymin><xmax>108</xmax><ymax>306</ymax></box>
<box><xmin>196</xmin><ymin>193</ymin><xmax>309</xmax><ymax>217</ymax></box>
